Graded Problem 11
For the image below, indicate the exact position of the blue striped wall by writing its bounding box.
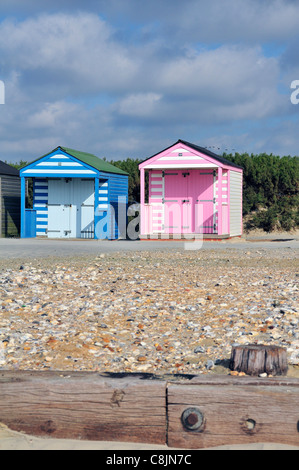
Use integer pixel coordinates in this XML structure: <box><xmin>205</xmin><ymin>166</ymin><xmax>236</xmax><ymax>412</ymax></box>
<box><xmin>33</xmin><ymin>178</ymin><xmax>48</xmax><ymax>236</ymax></box>
<box><xmin>98</xmin><ymin>179</ymin><xmax>109</xmax><ymax>210</ymax></box>
<box><xmin>103</xmin><ymin>173</ymin><xmax>128</xmax><ymax>239</ymax></box>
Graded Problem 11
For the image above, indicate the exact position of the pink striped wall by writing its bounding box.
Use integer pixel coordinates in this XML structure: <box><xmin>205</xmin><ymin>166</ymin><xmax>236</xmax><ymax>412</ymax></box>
<box><xmin>149</xmin><ymin>171</ymin><xmax>164</xmax><ymax>233</ymax></box>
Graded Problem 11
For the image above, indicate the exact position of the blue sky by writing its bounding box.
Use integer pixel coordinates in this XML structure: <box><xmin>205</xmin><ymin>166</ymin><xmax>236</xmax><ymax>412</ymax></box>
<box><xmin>0</xmin><ymin>0</ymin><xmax>298</xmax><ymax>163</ymax></box>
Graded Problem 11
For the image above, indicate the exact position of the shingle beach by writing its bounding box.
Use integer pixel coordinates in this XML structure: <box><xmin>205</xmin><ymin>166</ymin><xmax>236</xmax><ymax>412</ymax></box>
<box><xmin>1</xmin><ymin>242</ymin><xmax>298</xmax><ymax>377</ymax></box>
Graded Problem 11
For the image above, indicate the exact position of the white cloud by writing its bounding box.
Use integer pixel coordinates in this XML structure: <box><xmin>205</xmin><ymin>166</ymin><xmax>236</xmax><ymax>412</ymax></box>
<box><xmin>122</xmin><ymin>0</ymin><xmax>299</xmax><ymax>45</ymax></box>
<box><xmin>158</xmin><ymin>45</ymin><xmax>278</xmax><ymax>96</ymax></box>
<box><xmin>0</xmin><ymin>12</ymin><xmax>285</xmax><ymax>123</ymax></box>
<box><xmin>123</xmin><ymin>45</ymin><xmax>284</xmax><ymax>123</ymax></box>
<box><xmin>117</xmin><ymin>93</ymin><xmax>162</xmax><ymax>117</ymax></box>
<box><xmin>26</xmin><ymin>101</ymin><xmax>80</xmax><ymax>130</ymax></box>
<box><xmin>0</xmin><ymin>13</ymin><xmax>138</xmax><ymax>95</ymax></box>
<box><xmin>2</xmin><ymin>1</ymin><xmax>299</xmax><ymax>48</ymax></box>
<box><xmin>0</xmin><ymin>5</ymin><xmax>297</xmax><ymax>162</ymax></box>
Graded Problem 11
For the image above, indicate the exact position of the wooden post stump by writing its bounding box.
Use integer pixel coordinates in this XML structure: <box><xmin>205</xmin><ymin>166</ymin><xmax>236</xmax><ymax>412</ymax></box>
<box><xmin>229</xmin><ymin>344</ymin><xmax>288</xmax><ymax>376</ymax></box>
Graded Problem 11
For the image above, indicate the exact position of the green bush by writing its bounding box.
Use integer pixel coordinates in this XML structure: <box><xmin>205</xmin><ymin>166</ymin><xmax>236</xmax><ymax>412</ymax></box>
<box><xmin>225</xmin><ymin>152</ymin><xmax>299</xmax><ymax>232</ymax></box>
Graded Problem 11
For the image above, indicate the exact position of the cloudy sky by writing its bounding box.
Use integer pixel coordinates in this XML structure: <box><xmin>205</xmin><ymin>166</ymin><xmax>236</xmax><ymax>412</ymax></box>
<box><xmin>0</xmin><ymin>0</ymin><xmax>298</xmax><ymax>163</ymax></box>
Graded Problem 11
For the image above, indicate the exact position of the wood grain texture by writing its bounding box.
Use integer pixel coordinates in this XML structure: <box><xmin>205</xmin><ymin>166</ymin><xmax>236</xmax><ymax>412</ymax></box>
<box><xmin>167</xmin><ymin>375</ymin><xmax>299</xmax><ymax>449</ymax></box>
<box><xmin>230</xmin><ymin>344</ymin><xmax>288</xmax><ymax>376</ymax></box>
<box><xmin>0</xmin><ymin>371</ymin><xmax>167</xmax><ymax>444</ymax></box>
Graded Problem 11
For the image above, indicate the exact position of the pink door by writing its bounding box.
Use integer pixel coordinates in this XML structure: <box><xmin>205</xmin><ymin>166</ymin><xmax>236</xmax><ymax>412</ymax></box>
<box><xmin>163</xmin><ymin>171</ymin><xmax>191</xmax><ymax>234</ymax></box>
<box><xmin>187</xmin><ymin>170</ymin><xmax>200</xmax><ymax>233</ymax></box>
<box><xmin>163</xmin><ymin>170</ymin><xmax>215</xmax><ymax>235</ymax></box>
<box><xmin>190</xmin><ymin>171</ymin><xmax>215</xmax><ymax>234</ymax></box>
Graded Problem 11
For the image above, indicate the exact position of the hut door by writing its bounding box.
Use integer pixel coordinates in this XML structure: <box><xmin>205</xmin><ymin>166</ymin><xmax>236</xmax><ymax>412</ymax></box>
<box><xmin>48</xmin><ymin>179</ymin><xmax>76</xmax><ymax>238</ymax></box>
<box><xmin>190</xmin><ymin>171</ymin><xmax>216</xmax><ymax>234</ymax></box>
<box><xmin>163</xmin><ymin>171</ymin><xmax>190</xmax><ymax>234</ymax></box>
<box><xmin>73</xmin><ymin>179</ymin><xmax>95</xmax><ymax>238</ymax></box>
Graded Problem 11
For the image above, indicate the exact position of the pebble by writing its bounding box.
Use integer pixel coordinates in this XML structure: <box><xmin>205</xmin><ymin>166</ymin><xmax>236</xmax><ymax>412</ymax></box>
<box><xmin>0</xmin><ymin>247</ymin><xmax>298</xmax><ymax>376</ymax></box>
<box><xmin>205</xmin><ymin>360</ymin><xmax>215</xmax><ymax>370</ymax></box>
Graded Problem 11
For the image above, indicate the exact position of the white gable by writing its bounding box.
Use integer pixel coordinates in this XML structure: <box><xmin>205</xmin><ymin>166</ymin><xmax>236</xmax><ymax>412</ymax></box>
<box><xmin>21</xmin><ymin>153</ymin><xmax>97</xmax><ymax>176</ymax></box>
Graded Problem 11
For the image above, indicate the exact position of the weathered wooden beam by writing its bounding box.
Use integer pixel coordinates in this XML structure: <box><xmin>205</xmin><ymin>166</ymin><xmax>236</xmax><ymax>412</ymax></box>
<box><xmin>0</xmin><ymin>371</ymin><xmax>167</xmax><ymax>445</ymax></box>
<box><xmin>1</xmin><ymin>371</ymin><xmax>299</xmax><ymax>449</ymax></box>
<box><xmin>167</xmin><ymin>375</ymin><xmax>299</xmax><ymax>449</ymax></box>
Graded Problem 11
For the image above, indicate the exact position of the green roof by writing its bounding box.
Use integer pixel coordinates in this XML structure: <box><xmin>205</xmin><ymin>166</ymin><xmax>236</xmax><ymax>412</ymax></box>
<box><xmin>61</xmin><ymin>147</ymin><xmax>129</xmax><ymax>176</ymax></box>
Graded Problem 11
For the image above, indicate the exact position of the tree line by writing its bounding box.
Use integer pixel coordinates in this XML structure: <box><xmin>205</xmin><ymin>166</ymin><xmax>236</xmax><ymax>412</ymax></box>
<box><xmin>222</xmin><ymin>152</ymin><xmax>299</xmax><ymax>232</ymax></box>
<box><xmin>9</xmin><ymin>152</ymin><xmax>299</xmax><ymax>232</ymax></box>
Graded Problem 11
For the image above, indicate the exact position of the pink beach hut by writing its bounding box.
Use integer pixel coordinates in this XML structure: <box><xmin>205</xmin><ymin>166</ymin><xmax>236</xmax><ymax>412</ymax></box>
<box><xmin>138</xmin><ymin>139</ymin><xmax>243</xmax><ymax>240</ymax></box>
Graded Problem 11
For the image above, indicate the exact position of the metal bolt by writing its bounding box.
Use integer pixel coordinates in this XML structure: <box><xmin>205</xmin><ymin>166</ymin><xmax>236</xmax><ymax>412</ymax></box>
<box><xmin>181</xmin><ymin>407</ymin><xmax>204</xmax><ymax>431</ymax></box>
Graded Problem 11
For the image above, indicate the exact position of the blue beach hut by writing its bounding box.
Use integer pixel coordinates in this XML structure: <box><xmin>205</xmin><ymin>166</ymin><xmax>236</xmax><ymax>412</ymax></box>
<box><xmin>20</xmin><ymin>146</ymin><xmax>128</xmax><ymax>239</ymax></box>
